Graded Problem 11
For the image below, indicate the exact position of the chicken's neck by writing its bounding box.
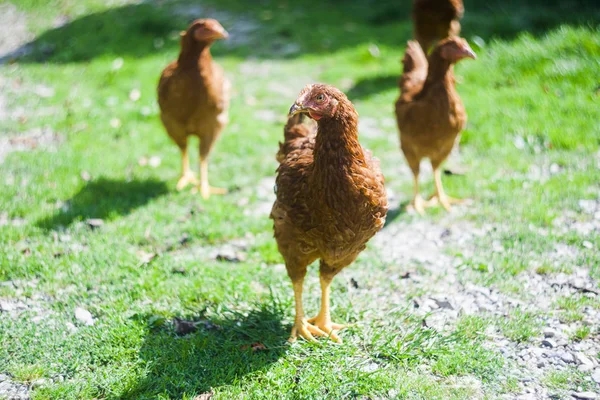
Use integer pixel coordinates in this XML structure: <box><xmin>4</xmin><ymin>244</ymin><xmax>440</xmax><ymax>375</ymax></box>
<box><xmin>178</xmin><ymin>41</ymin><xmax>213</xmax><ymax>74</ymax></box>
<box><xmin>421</xmin><ymin>56</ymin><xmax>456</xmax><ymax>94</ymax></box>
<box><xmin>312</xmin><ymin>106</ymin><xmax>366</xmax><ymax>189</ymax></box>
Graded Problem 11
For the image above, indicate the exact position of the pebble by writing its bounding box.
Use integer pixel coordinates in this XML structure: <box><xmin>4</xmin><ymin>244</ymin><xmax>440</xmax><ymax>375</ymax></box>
<box><xmin>31</xmin><ymin>378</ymin><xmax>48</xmax><ymax>389</ymax></box>
<box><xmin>74</xmin><ymin>307</ymin><xmax>94</xmax><ymax>326</ymax></box>
<box><xmin>579</xmin><ymin>364</ymin><xmax>594</xmax><ymax>372</ymax></box>
<box><xmin>574</xmin><ymin>353</ymin><xmax>594</xmax><ymax>366</ymax></box>
<box><xmin>592</xmin><ymin>369</ymin><xmax>600</xmax><ymax>384</ymax></box>
<box><xmin>542</xmin><ymin>339</ymin><xmax>557</xmax><ymax>348</ymax></box>
<box><xmin>572</xmin><ymin>392</ymin><xmax>597</xmax><ymax>400</ymax></box>
<box><xmin>517</xmin><ymin>394</ymin><xmax>537</xmax><ymax>400</ymax></box>
<box><xmin>560</xmin><ymin>352</ymin><xmax>575</xmax><ymax>364</ymax></box>
<box><xmin>543</xmin><ymin>328</ymin><xmax>557</xmax><ymax>338</ymax></box>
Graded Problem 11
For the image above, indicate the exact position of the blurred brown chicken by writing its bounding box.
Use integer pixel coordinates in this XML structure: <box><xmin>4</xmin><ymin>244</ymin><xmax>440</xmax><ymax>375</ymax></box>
<box><xmin>271</xmin><ymin>84</ymin><xmax>388</xmax><ymax>343</ymax></box>
<box><xmin>395</xmin><ymin>38</ymin><xmax>475</xmax><ymax>214</ymax></box>
<box><xmin>413</xmin><ymin>0</ymin><xmax>464</xmax><ymax>54</ymax></box>
<box><xmin>158</xmin><ymin>19</ymin><xmax>230</xmax><ymax>199</ymax></box>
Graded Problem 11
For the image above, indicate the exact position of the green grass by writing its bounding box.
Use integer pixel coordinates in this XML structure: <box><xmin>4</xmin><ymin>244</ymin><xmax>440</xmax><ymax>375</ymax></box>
<box><xmin>1</xmin><ymin>0</ymin><xmax>600</xmax><ymax>398</ymax></box>
<box><xmin>499</xmin><ymin>309</ymin><xmax>540</xmax><ymax>343</ymax></box>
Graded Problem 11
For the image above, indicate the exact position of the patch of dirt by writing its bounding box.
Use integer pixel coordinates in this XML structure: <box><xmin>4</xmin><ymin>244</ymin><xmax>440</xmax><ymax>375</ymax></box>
<box><xmin>0</xmin><ymin>3</ymin><xmax>34</xmax><ymax>62</ymax></box>
<box><xmin>0</xmin><ymin>373</ymin><xmax>30</xmax><ymax>400</ymax></box>
<box><xmin>0</xmin><ymin>127</ymin><xmax>63</xmax><ymax>163</ymax></box>
<box><xmin>369</xmin><ymin>205</ymin><xmax>600</xmax><ymax>398</ymax></box>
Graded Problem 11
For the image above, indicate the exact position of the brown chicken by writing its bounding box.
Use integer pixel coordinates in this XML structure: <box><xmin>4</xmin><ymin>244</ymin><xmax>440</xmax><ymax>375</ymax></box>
<box><xmin>158</xmin><ymin>19</ymin><xmax>230</xmax><ymax>199</ymax></box>
<box><xmin>395</xmin><ymin>38</ymin><xmax>476</xmax><ymax>214</ymax></box>
<box><xmin>413</xmin><ymin>0</ymin><xmax>464</xmax><ymax>54</ymax></box>
<box><xmin>271</xmin><ymin>84</ymin><xmax>388</xmax><ymax>343</ymax></box>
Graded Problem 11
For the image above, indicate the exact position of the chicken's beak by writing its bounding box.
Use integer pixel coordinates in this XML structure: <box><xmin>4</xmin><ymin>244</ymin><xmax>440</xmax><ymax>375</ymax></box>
<box><xmin>219</xmin><ymin>28</ymin><xmax>229</xmax><ymax>40</ymax></box>
<box><xmin>288</xmin><ymin>102</ymin><xmax>305</xmax><ymax>116</ymax></box>
<box><xmin>462</xmin><ymin>46</ymin><xmax>477</xmax><ymax>60</ymax></box>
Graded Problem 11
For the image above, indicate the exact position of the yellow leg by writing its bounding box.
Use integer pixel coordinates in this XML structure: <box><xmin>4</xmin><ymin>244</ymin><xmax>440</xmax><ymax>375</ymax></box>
<box><xmin>176</xmin><ymin>147</ymin><xmax>198</xmax><ymax>190</ymax></box>
<box><xmin>430</xmin><ymin>166</ymin><xmax>464</xmax><ymax>211</ymax></box>
<box><xmin>306</xmin><ymin>276</ymin><xmax>345</xmax><ymax>343</ymax></box>
<box><xmin>411</xmin><ymin>172</ymin><xmax>426</xmax><ymax>215</ymax></box>
<box><xmin>289</xmin><ymin>279</ymin><xmax>331</xmax><ymax>343</ymax></box>
<box><xmin>197</xmin><ymin>158</ymin><xmax>227</xmax><ymax>199</ymax></box>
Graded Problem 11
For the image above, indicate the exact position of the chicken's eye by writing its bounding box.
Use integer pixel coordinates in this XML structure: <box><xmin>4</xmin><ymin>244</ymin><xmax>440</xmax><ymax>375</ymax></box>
<box><xmin>315</xmin><ymin>94</ymin><xmax>325</xmax><ymax>102</ymax></box>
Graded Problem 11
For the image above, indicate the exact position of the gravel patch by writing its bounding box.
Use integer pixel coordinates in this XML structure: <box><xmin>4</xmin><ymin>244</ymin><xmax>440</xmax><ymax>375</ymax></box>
<box><xmin>0</xmin><ymin>3</ymin><xmax>33</xmax><ymax>62</ymax></box>
<box><xmin>0</xmin><ymin>127</ymin><xmax>63</xmax><ymax>163</ymax></box>
<box><xmin>0</xmin><ymin>373</ymin><xmax>30</xmax><ymax>400</ymax></box>
<box><xmin>371</xmin><ymin>204</ymin><xmax>600</xmax><ymax>398</ymax></box>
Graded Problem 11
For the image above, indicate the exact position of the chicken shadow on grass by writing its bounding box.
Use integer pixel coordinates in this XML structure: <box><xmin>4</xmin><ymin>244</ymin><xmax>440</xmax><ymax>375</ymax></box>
<box><xmin>123</xmin><ymin>303</ymin><xmax>289</xmax><ymax>399</ymax></box>
<box><xmin>346</xmin><ymin>75</ymin><xmax>398</xmax><ymax>101</ymax></box>
<box><xmin>4</xmin><ymin>0</ymin><xmax>599</xmax><ymax>64</ymax></box>
<box><xmin>36</xmin><ymin>178</ymin><xmax>168</xmax><ymax>230</ymax></box>
<box><xmin>383</xmin><ymin>201</ymin><xmax>409</xmax><ymax>228</ymax></box>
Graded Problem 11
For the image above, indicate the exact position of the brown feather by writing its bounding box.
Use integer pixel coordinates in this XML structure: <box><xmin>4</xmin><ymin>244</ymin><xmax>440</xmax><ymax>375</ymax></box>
<box><xmin>271</xmin><ymin>84</ymin><xmax>388</xmax><ymax>280</ymax></box>
<box><xmin>413</xmin><ymin>0</ymin><xmax>464</xmax><ymax>54</ymax></box>
<box><xmin>157</xmin><ymin>19</ymin><xmax>230</xmax><ymax>158</ymax></box>
<box><xmin>395</xmin><ymin>37</ymin><xmax>473</xmax><ymax>172</ymax></box>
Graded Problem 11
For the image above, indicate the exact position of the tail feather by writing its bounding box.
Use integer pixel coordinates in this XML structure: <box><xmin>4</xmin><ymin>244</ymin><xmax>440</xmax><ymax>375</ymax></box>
<box><xmin>276</xmin><ymin>113</ymin><xmax>315</xmax><ymax>163</ymax></box>
<box><xmin>398</xmin><ymin>41</ymin><xmax>428</xmax><ymax>103</ymax></box>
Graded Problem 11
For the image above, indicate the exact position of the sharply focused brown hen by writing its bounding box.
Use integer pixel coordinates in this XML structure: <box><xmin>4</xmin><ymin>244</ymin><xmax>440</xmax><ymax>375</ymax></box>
<box><xmin>271</xmin><ymin>84</ymin><xmax>388</xmax><ymax>343</ymax></box>
<box><xmin>158</xmin><ymin>19</ymin><xmax>230</xmax><ymax>199</ymax></box>
<box><xmin>395</xmin><ymin>38</ymin><xmax>476</xmax><ymax>214</ymax></box>
<box><xmin>413</xmin><ymin>0</ymin><xmax>464</xmax><ymax>54</ymax></box>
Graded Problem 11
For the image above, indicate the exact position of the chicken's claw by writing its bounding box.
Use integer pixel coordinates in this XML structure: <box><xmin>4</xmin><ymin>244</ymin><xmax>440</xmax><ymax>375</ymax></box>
<box><xmin>428</xmin><ymin>194</ymin><xmax>467</xmax><ymax>212</ymax></box>
<box><xmin>176</xmin><ymin>173</ymin><xmax>198</xmax><ymax>191</ymax></box>
<box><xmin>306</xmin><ymin>316</ymin><xmax>345</xmax><ymax>343</ymax></box>
<box><xmin>289</xmin><ymin>318</ymin><xmax>343</xmax><ymax>343</ymax></box>
<box><xmin>411</xmin><ymin>194</ymin><xmax>427</xmax><ymax>215</ymax></box>
<box><xmin>192</xmin><ymin>185</ymin><xmax>228</xmax><ymax>199</ymax></box>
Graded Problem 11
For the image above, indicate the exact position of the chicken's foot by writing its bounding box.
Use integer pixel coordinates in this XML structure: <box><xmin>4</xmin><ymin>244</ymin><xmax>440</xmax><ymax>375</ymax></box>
<box><xmin>410</xmin><ymin>173</ymin><xmax>437</xmax><ymax>215</ymax></box>
<box><xmin>306</xmin><ymin>276</ymin><xmax>345</xmax><ymax>343</ymax></box>
<box><xmin>289</xmin><ymin>278</ymin><xmax>344</xmax><ymax>343</ymax></box>
<box><xmin>429</xmin><ymin>167</ymin><xmax>466</xmax><ymax>211</ymax></box>
<box><xmin>176</xmin><ymin>147</ymin><xmax>198</xmax><ymax>190</ymax></box>
<box><xmin>196</xmin><ymin>158</ymin><xmax>228</xmax><ymax>199</ymax></box>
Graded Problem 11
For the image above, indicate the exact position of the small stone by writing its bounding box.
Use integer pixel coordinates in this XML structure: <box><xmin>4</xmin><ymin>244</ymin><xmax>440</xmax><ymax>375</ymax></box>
<box><xmin>517</xmin><ymin>394</ymin><xmax>536</xmax><ymax>400</ymax></box>
<box><xmin>431</xmin><ymin>297</ymin><xmax>454</xmax><ymax>310</ymax></box>
<box><xmin>543</xmin><ymin>327</ymin><xmax>557</xmax><ymax>338</ymax></box>
<box><xmin>0</xmin><ymin>300</ymin><xmax>15</xmax><ymax>312</ymax></box>
<box><xmin>65</xmin><ymin>321</ymin><xmax>78</xmax><ymax>333</ymax></box>
<box><xmin>574</xmin><ymin>353</ymin><xmax>594</xmax><ymax>366</ymax></box>
<box><xmin>560</xmin><ymin>352</ymin><xmax>575</xmax><ymax>364</ymax></box>
<box><xmin>31</xmin><ymin>378</ymin><xmax>49</xmax><ymax>389</ymax></box>
<box><xmin>86</xmin><ymin>218</ymin><xmax>104</xmax><ymax>229</ymax></box>
<box><xmin>578</xmin><ymin>364</ymin><xmax>594</xmax><ymax>372</ymax></box>
<box><xmin>74</xmin><ymin>307</ymin><xmax>94</xmax><ymax>326</ymax></box>
<box><xmin>572</xmin><ymin>391</ymin><xmax>597</xmax><ymax>400</ymax></box>
<box><xmin>542</xmin><ymin>339</ymin><xmax>557</xmax><ymax>348</ymax></box>
<box><xmin>0</xmin><ymin>373</ymin><xmax>8</xmax><ymax>382</ymax></box>
<box><xmin>531</xmin><ymin>347</ymin><xmax>547</xmax><ymax>357</ymax></box>
<box><xmin>592</xmin><ymin>369</ymin><xmax>600</xmax><ymax>384</ymax></box>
